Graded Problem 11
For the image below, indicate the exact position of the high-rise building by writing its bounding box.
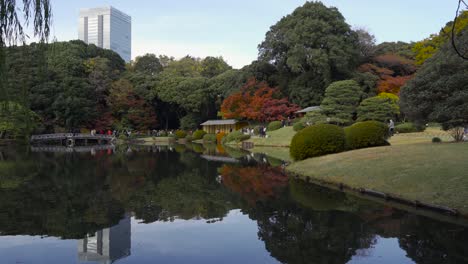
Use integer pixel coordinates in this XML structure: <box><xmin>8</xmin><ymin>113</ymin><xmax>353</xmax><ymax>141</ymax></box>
<box><xmin>79</xmin><ymin>6</ymin><xmax>131</xmax><ymax>62</ymax></box>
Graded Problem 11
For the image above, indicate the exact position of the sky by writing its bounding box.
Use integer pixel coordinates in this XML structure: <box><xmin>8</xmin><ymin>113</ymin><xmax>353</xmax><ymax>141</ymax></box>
<box><xmin>47</xmin><ymin>0</ymin><xmax>458</xmax><ymax>68</ymax></box>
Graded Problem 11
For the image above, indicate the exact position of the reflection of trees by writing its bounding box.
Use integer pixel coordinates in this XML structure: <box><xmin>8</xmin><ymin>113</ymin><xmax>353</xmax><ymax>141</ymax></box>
<box><xmin>220</xmin><ymin>165</ymin><xmax>288</xmax><ymax>204</ymax></box>
<box><xmin>398</xmin><ymin>216</ymin><xmax>468</xmax><ymax>264</ymax></box>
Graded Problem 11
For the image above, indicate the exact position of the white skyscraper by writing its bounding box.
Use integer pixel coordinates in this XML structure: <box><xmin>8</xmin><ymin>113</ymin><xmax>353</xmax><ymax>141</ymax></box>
<box><xmin>79</xmin><ymin>6</ymin><xmax>131</xmax><ymax>62</ymax></box>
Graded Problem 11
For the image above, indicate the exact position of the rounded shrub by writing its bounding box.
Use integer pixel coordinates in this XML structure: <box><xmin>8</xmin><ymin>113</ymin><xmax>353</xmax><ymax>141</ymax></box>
<box><xmin>175</xmin><ymin>130</ymin><xmax>187</xmax><ymax>139</ymax></box>
<box><xmin>192</xmin><ymin>130</ymin><xmax>207</xmax><ymax>140</ymax></box>
<box><xmin>290</xmin><ymin>124</ymin><xmax>346</xmax><ymax>161</ymax></box>
<box><xmin>203</xmin><ymin>133</ymin><xmax>217</xmax><ymax>143</ymax></box>
<box><xmin>345</xmin><ymin>121</ymin><xmax>389</xmax><ymax>150</ymax></box>
<box><xmin>223</xmin><ymin>131</ymin><xmax>251</xmax><ymax>144</ymax></box>
<box><xmin>432</xmin><ymin>137</ymin><xmax>442</xmax><ymax>143</ymax></box>
<box><xmin>293</xmin><ymin>122</ymin><xmax>306</xmax><ymax>132</ymax></box>
<box><xmin>267</xmin><ymin>121</ymin><xmax>283</xmax><ymax>131</ymax></box>
<box><xmin>395</xmin><ymin>122</ymin><xmax>425</xmax><ymax>133</ymax></box>
<box><xmin>185</xmin><ymin>135</ymin><xmax>193</xmax><ymax>142</ymax></box>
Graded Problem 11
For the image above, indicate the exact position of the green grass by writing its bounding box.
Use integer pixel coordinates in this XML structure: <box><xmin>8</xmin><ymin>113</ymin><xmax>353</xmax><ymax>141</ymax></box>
<box><xmin>248</xmin><ymin>127</ymin><xmax>296</xmax><ymax>147</ymax></box>
<box><xmin>287</xmin><ymin>142</ymin><xmax>468</xmax><ymax>215</ymax></box>
<box><xmin>389</xmin><ymin>127</ymin><xmax>453</xmax><ymax>145</ymax></box>
<box><xmin>249</xmin><ymin>146</ymin><xmax>293</xmax><ymax>162</ymax></box>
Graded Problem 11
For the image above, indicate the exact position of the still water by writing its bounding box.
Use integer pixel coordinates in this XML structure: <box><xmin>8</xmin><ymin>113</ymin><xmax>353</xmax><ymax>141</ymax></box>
<box><xmin>0</xmin><ymin>144</ymin><xmax>467</xmax><ymax>264</ymax></box>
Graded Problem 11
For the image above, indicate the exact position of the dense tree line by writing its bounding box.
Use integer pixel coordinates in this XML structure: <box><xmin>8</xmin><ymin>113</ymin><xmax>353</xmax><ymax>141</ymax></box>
<box><xmin>1</xmin><ymin>2</ymin><xmax>466</xmax><ymax>140</ymax></box>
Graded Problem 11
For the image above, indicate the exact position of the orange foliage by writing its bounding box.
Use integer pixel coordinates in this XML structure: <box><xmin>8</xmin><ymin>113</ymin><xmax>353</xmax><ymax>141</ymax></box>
<box><xmin>216</xmin><ymin>132</ymin><xmax>226</xmax><ymax>143</ymax></box>
<box><xmin>377</xmin><ymin>75</ymin><xmax>413</xmax><ymax>95</ymax></box>
<box><xmin>220</xmin><ymin>78</ymin><xmax>300</xmax><ymax>122</ymax></box>
<box><xmin>220</xmin><ymin>165</ymin><xmax>288</xmax><ymax>204</ymax></box>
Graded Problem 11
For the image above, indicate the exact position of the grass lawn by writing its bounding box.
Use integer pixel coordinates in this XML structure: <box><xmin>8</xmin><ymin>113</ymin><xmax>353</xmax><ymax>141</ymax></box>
<box><xmin>248</xmin><ymin>127</ymin><xmax>296</xmax><ymax>147</ymax></box>
<box><xmin>135</xmin><ymin>137</ymin><xmax>175</xmax><ymax>145</ymax></box>
<box><xmin>250</xmin><ymin>146</ymin><xmax>293</xmax><ymax>162</ymax></box>
<box><xmin>389</xmin><ymin>127</ymin><xmax>453</xmax><ymax>145</ymax></box>
<box><xmin>287</xmin><ymin>142</ymin><xmax>468</xmax><ymax>215</ymax></box>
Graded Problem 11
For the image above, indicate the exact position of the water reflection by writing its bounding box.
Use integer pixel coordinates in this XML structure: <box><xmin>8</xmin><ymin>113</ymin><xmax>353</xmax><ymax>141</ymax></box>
<box><xmin>78</xmin><ymin>215</ymin><xmax>131</xmax><ymax>264</ymax></box>
<box><xmin>0</xmin><ymin>145</ymin><xmax>466</xmax><ymax>264</ymax></box>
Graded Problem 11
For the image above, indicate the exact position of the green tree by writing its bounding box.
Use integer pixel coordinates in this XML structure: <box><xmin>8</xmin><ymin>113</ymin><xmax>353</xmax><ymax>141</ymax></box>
<box><xmin>258</xmin><ymin>1</ymin><xmax>360</xmax><ymax>107</ymax></box>
<box><xmin>133</xmin><ymin>53</ymin><xmax>163</xmax><ymax>76</ymax></box>
<box><xmin>357</xmin><ymin>96</ymin><xmax>399</xmax><ymax>122</ymax></box>
<box><xmin>200</xmin><ymin>56</ymin><xmax>231</xmax><ymax>78</ymax></box>
<box><xmin>320</xmin><ymin>80</ymin><xmax>363</xmax><ymax>123</ymax></box>
<box><xmin>0</xmin><ymin>101</ymin><xmax>39</xmax><ymax>140</ymax></box>
<box><xmin>400</xmin><ymin>28</ymin><xmax>468</xmax><ymax>140</ymax></box>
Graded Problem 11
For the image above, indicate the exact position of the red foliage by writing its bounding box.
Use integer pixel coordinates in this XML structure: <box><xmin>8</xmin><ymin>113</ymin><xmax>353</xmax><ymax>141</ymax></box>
<box><xmin>377</xmin><ymin>75</ymin><xmax>413</xmax><ymax>95</ymax></box>
<box><xmin>220</xmin><ymin>165</ymin><xmax>288</xmax><ymax>204</ymax></box>
<box><xmin>220</xmin><ymin>78</ymin><xmax>300</xmax><ymax>122</ymax></box>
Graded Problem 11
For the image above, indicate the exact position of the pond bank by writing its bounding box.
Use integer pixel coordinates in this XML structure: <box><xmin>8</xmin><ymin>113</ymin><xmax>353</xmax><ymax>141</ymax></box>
<box><xmin>286</xmin><ymin>142</ymin><xmax>468</xmax><ymax>216</ymax></box>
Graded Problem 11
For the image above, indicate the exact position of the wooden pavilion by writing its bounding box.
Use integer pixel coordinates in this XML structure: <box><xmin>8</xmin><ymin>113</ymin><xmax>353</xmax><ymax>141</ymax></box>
<box><xmin>200</xmin><ymin>119</ymin><xmax>248</xmax><ymax>134</ymax></box>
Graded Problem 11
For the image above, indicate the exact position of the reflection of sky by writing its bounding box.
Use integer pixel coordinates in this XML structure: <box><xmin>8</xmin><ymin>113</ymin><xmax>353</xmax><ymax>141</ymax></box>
<box><xmin>0</xmin><ymin>211</ymin><xmax>419</xmax><ymax>264</ymax></box>
<box><xmin>348</xmin><ymin>236</ymin><xmax>415</xmax><ymax>264</ymax></box>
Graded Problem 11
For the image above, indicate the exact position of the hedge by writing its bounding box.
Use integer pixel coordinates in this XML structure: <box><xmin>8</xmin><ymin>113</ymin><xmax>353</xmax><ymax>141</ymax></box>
<box><xmin>222</xmin><ymin>131</ymin><xmax>251</xmax><ymax>144</ymax></box>
<box><xmin>203</xmin><ymin>133</ymin><xmax>217</xmax><ymax>143</ymax></box>
<box><xmin>290</xmin><ymin>124</ymin><xmax>346</xmax><ymax>161</ymax></box>
<box><xmin>395</xmin><ymin>122</ymin><xmax>425</xmax><ymax>133</ymax></box>
<box><xmin>345</xmin><ymin>121</ymin><xmax>389</xmax><ymax>150</ymax></box>
<box><xmin>267</xmin><ymin>121</ymin><xmax>283</xmax><ymax>131</ymax></box>
<box><xmin>192</xmin><ymin>130</ymin><xmax>207</xmax><ymax>140</ymax></box>
<box><xmin>175</xmin><ymin>130</ymin><xmax>187</xmax><ymax>139</ymax></box>
<box><xmin>293</xmin><ymin>122</ymin><xmax>306</xmax><ymax>132</ymax></box>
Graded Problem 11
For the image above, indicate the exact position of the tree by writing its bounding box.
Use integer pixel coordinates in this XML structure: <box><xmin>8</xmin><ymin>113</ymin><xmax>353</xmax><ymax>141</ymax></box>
<box><xmin>357</xmin><ymin>96</ymin><xmax>399</xmax><ymax>122</ymax></box>
<box><xmin>412</xmin><ymin>11</ymin><xmax>468</xmax><ymax>65</ymax></box>
<box><xmin>133</xmin><ymin>53</ymin><xmax>163</xmax><ymax>76</ymax></box>
<box><xmin>200</xmin><ymin>56</ymin><xmax>231</xmax><ymax>78</ymax></box>
<box><xmin>109</xmin><ymin>79</ymin><xmax>157</xmax><ymax>130</ymax></box>
<box><xmin>0</xmin><ymin>101</ymin><xmax>39</xmax><ymax>139</ymax></box>
<box><xmin>320</xmin><ymin>80</ymin><xmax>363</xmax><ymax>123</ymax></box>
<box><xmin>220</xmin><ymin>78</ymin><xmax>300</xmax><ymax>122</ymax></box>
<box><xmin>377</xmin><ymin>75</ymin><xmax>413</xmax><ymax>95</ymax></box>
<box><xmin>354</xmin><ymin>27</ymin><xmax>376</xmax><ymax>61</ymax></box>
<box><xmin>163</xmin><ymin>56</ymin><xmax>202</xmax><ymax>77</ymax></box>
<box><xmin>373</xmin><ymin>41</ymin><xmax>415</xmax><ymax>59</ymax></box>
<box><xmin>258</xmin><ymin>1</ymin><xmax>360</xmax><ymax>107</ymax></box>
<box><xmin>1</xmin><ymin>0</ymin><xmax>52</xmax><ymax>101</ymax></box>
<box><xmin>400</xmin><ymin>28</ymin><xmax>468</xmax><ymax>141</ymax></box>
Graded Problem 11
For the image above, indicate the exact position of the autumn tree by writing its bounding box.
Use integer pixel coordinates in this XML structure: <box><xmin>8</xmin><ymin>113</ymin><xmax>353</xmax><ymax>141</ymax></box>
<box><xmin>400</xmin><ymin>27</ymin><xmax>468</xmax><ymax>141</ymax></box>
<box><xmin>109</xmin><ymin>79</ymin><xmax>157</xmax><ymax>130</ymax></box>
<box><xmin>412</xmin><ymin>10</ymin><xmax>468</xmax><ymax>65</ymax></box>
<box><xmin>220</xmin><ymin>78</ymin><xmax>300</xmax><ymax>122</ymax></box>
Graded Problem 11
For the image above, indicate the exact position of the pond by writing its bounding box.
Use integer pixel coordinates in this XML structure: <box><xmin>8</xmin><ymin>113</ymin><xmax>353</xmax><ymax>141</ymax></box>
<box><xmin>0</xmin><ymin>144</ymin><xmax>467</xmax><ymax>264</ymax></box>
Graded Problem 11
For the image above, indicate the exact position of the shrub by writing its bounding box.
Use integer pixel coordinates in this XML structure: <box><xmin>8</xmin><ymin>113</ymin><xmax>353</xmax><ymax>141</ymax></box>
<box><xmin>175</xmin><ymin>130</ymin><xmax>187</xmax><ymax>139</ymax></box>
<box><xmin>203</xmin><ymin>133</ymin><xmax>217</xmax><ymax>143</ymax></box>
<box><xmin>432</xmin><ymin>137</ymin><xmax>442</xmax><ymax>143</ymax></box>
<box><xmin>267</xmin><ymin>121</ymin><xmax>283</xmax><ymax>131</ymax></box>
<box><xmin>293</xmin><ymin>122</ymin><xmax>306</xmax><ymax>132</ymax></box>
<box><xmin>223</xmin><ymin>131</ymin><xmax>251</xmax><ymax>144</ymax></box>
<box><xmin>290</xmin><ymin>124</ymin><xmax>346</xmax><ymax>161</ymax></box>
<box><xmin>192</xmin><ymin>130</ymin><xmax>207</xmax><ymax>140</ymax></box>
<box><xmin>216</xmin><ymin>132</ymin><xmax>226</xmax><ymax>143</ymax></box>
<box><xmin>345</xmin><ymin>121</ymin><xmax>389</xmax><ymax>150</ymax></box>
<box><xmin>158</xmin><ymin>131</ymin><xmax>168</xmax><ymax>137</ymax></box>
<box><xmin>185</xmin><ymin>135</ymin><xmax>193</xmax><ymax>142</ymax></box>
<box><xmin>253</xmin><ymin>126</ymin><xmax>262</xmax><ymax>135</ymax></box>
<box><xmin>395</xmin><ymin>122</ymin><xmax>425</xmax><ymax>133</ymax></box>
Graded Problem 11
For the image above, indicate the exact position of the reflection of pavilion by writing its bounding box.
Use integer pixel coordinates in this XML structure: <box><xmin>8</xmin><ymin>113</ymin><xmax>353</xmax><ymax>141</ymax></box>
<box><xmin>78</xmin><ymin>216</ymin><xmax>131</xmax><ymax>264</ymax></box>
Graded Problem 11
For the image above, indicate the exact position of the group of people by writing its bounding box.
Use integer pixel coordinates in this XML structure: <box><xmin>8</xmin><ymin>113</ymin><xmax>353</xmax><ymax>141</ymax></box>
<box><xmin>90</xmin><ymin>129</ymin><xmax>133</xmax><ymax>138</ymax></box>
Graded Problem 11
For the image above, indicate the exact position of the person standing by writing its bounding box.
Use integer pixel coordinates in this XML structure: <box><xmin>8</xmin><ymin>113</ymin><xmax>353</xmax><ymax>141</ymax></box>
<box><xmin>388</xmin><ymin>119</ymin><xmax>395</xmax><ymax>136</ymax></box>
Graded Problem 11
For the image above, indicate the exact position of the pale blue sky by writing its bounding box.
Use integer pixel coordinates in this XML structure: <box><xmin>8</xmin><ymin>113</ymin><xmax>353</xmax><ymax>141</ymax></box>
<box><xmin>48</xmin><ymin>0</ymin><xmax>458</xmax><ymax>68</ymax></box>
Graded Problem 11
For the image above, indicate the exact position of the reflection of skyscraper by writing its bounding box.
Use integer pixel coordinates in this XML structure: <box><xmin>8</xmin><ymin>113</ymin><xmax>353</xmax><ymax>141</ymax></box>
<box><xmin>78</xmin><ymin>216</ymin><xmax>131</xmax><ymax>264</ymax></box>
